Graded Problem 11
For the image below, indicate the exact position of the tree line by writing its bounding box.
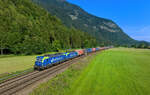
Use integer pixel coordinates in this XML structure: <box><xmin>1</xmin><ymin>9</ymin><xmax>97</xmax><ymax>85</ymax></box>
<box><xmin>0</xmin><ymin>0</ymin><xmax>98</xmax><ymax>55</ymax></box>
<box><xmin>114</xmin><ymin>41</ymin><xmax>150</xmax><ymax>49</ymax></box>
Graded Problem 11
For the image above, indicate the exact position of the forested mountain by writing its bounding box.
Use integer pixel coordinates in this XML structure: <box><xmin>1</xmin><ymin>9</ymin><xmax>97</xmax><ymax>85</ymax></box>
<box><xmin>32</xmin><ymin>0</ymin><xmax>137</xmax><ymax>45</ymax></box>
<box><xmin>0</xmin><ymin>0</ymin><xmax>97</xmax><ymax>55</ymax></box>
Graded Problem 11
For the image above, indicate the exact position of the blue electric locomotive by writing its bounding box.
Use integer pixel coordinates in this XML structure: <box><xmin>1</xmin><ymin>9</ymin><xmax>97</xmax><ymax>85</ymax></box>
<box><xmin>66</xmin><ymin>52</ymin><xmax>78</xmax><ymax>59</ymax></box>
<box><xmin>34</xmin><ymin>51</ymin><xmax>78</xmax><ymax>70</ymax></box>
<box><xmin>34</xmin><ymin>53</ymin><xmax>65</xmax><ymax>70</ymax></box>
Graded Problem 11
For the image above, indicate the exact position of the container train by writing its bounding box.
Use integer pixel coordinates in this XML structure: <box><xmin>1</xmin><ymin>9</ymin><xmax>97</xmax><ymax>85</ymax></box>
<box><xmin>34</xmin><ymin>47</ymin><xmax>110</xmax><ymax>71</ymax></box>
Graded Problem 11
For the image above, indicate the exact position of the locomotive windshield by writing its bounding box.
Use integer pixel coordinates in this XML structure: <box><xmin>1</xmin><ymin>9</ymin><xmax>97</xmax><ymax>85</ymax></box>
<box><xmin>36</xmin><ymin>57</ymin><xmax>42</xmax><ymax>62</ymax></box>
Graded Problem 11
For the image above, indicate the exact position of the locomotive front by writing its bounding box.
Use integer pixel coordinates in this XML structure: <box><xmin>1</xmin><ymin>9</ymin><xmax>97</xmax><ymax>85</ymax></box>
<box><xmin>34</xmin><ymin>56</ymin><xmax>45</xmax><ymax>70</ymax></box>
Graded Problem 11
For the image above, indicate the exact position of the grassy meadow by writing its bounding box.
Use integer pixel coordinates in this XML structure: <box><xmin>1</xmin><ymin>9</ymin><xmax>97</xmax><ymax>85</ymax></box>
<box><xmin>31</xmin><ymin>48</ymin><xmax>150</xmax><ymax>95</ymax></box>
<box><xmin>0</xmin><ymin>55</ymin><xmax>35</xmax><ymax>74</ymax></box>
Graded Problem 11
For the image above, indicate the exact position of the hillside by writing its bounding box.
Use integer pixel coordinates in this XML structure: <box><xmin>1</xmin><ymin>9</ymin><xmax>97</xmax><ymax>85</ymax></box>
<box><xmin>32</xmin><ymin>0</ymin><xmax>136</xmax><ymax>45</ymax></box>
<box><xmin>0</xmin><ymin>0</ymin><xmax>97</xmax><ymax>55</ymax></box>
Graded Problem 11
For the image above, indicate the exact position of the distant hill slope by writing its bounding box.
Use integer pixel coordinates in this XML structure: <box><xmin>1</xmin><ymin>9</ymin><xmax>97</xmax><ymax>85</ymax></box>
<box><xmin>0</xmin><ymin>0</ymin><xmax>97</xmax><ymax>55</ymax></box>
<box><xmin>32</xmin><ymin>0</ymin><xmax>136</xmax><ymax>45</ymax></box>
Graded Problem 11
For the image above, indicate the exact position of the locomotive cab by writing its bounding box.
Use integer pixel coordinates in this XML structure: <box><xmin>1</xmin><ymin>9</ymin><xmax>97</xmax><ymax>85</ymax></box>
<box><xmin>34</xmin><ymin>56</ymin><xmax>44</xmax><ymax>70</ymax></box>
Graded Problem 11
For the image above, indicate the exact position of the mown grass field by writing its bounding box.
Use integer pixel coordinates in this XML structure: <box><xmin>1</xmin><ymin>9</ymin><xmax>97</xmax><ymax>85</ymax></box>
<box><xmin>31</xmin><ymin>48</ymin><xmax>150</xmax><ymax>95</ymax></box>
<box><xmin>0</xmin><ymin>55</ymin><xmax>35</xmax><ymax>74</ymax></box>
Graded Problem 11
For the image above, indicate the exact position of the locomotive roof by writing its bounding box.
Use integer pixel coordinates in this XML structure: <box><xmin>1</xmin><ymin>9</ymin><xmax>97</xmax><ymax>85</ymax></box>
<box><xmin>44</xmin><ymin>53</ymin><xmax>64</xmax><ymax>57</ymax></box>
<box><xmin>43</xmin><ymin>51</ymin><xmax>77</xmax><ymax>57</ymax></box>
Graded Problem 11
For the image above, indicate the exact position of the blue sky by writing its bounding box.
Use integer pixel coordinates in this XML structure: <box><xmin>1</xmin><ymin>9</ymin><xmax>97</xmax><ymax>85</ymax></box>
<box><xmin>67</xmin><ymin>0</ymin><xmax>150</xmax><ymax>42</ymax></box>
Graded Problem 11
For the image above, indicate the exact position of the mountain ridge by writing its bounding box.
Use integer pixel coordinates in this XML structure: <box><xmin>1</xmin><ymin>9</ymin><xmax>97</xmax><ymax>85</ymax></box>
<box><xmin>32</xmin><ymin>0</ymin><xmax>136</xmax><ymax>45</ymax></box>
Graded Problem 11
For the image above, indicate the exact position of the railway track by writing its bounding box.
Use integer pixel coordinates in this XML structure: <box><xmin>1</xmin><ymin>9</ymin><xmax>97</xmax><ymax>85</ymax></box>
<box><xmin>0</xmin><ymin>53</ymin><xmax>90</xmax><ymax>95</ymax></box>
<box><xmin>0</xmin><ymin>71</ymin><xmax>39</xmax><ymax>88</ymax></box>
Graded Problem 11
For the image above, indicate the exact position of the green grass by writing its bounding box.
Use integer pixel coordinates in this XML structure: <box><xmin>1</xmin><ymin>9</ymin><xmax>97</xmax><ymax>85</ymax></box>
<box><xmin>31</xmin><ymin>48</ymin><xmax>150</xmax><ymax>95</ymax></box>
<box><xmin>0</xmin><ymin>55</ymin><xmax>35</xmax><ymax>74</ymax></box>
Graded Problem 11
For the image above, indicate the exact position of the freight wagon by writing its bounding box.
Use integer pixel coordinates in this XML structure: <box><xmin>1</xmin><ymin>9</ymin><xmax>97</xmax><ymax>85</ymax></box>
<box><xmin>75</xmin><ymin>49</ymin><xmax>84</xmax><ymax>56</ymax></box>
